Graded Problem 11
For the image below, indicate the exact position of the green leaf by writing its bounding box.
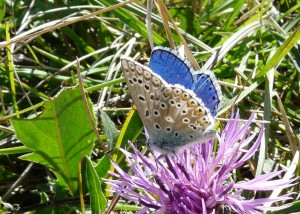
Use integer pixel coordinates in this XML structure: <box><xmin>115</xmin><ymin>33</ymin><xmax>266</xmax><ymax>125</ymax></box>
<box><xmin>256</xmin><ymin>25</ymin><xmax>300</xmax><ymax>78</ymax></box>
<box><xmin>100</xmin><ymin>111</ymin><xmax>119</xmax><ymax>150</ymax></box>
<box><xmin>60</xmin><ymin>26</ymin><xmax>96</xmax><ymax>57</ymax></box>
<box><xmin>84</xmin><ymin>156</ymin><xmax>107</xmax><ymax>213</ymax></box>
<box><xmin>114</xmin><ymin>107</ymin><xmax>143</xmax><ymax>158</ymax></box>
<box><xmin>12</xmin><ymin>86</ymin><xmax>96</xmax><ymax>195</ymax></box>
<box><xmin>221</xmin><ymin>0</ymin><xmax>246</xmax><ymax>30</ymax></box>
<box><xmin>100</xmin><ymin>0</ymin><xmax>166</xmax><ymax>44</ymax></box>
<box><xmin>0</xmin><ymin>146</ymin><xmax>31</xmax><ymax>155</ymax></box>
<box><xmin>0</xmin><ymin>0</ymin><xmax>5</xmax><ymax>22</ymax></box>
<box><xmin>95</xmin><ymin>155</ymin><xmax>111</xmax><ymax>179</ymax></box>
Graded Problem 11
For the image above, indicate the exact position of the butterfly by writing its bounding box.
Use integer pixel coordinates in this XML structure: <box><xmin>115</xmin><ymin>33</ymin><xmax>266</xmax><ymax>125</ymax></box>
<box><xmin>121</xmin><ymin>47</ymin><xmax>222</xmax><ymax>155</ymax></box>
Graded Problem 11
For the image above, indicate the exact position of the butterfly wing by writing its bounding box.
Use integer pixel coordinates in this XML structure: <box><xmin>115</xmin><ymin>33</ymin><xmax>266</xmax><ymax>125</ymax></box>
<box><xmin>121</xmin><ymin>57</ymin><xmax>166</xmax><ymax>141</ymax></box>
<box><xmin>149</xmin><ymin>47</ymin><xmax>194</xmax><ymax>89</ymax></box>
<box><xmin>192</xmin><ymin>71</ymin><xmax>222</xmax><ymax>116</ymax></box>
<box><xmin>121</xmin><ymin>57</ymin><xmax>216</xmax><ymax>154</ymax></box>
<box><xmin>150</xmin><ymin>47</ymin><xmax>222</xmax><ymax>116</ymax></box>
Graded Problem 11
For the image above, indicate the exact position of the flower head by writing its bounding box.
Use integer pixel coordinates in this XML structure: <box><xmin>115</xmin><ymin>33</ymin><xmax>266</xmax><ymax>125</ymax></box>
<box><xmin>107</xmin><ymin>112</ymin><xmax>295</xmax><ymax>213</ymax></box>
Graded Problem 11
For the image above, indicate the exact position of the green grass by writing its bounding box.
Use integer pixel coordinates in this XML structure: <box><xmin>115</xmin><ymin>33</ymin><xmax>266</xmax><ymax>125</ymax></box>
<box><xmin>0</xmin><ymin>0</ymin><xmax>299</xmax><ymax>213</ymax></box>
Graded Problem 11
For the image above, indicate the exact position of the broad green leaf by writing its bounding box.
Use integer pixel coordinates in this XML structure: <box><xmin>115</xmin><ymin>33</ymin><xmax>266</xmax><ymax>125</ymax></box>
<box><xmin>12</xmin><ymin>86</ymin><xmax>96</xmax><ymax>195</ymax></box>
<box><xmin>84</xmin><ymin>156</ymin><xmax>107</xmax><ymax>213</ymax></box>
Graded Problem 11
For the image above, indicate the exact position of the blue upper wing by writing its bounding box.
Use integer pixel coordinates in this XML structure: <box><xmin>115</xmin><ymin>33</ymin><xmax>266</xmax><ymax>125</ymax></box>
<box><xmin>149</xmin><ymin>47</ymin><xmax>194</xmax><ymax>89</ymax></box>
<box><xmin>192</xmin><ymin>72</ymin><xmax>221</xmax><ymax>116</ymax></box>
<box><xmin>149</xmin><ymin>47</ymin><xmax>222</xmax><ymax>116</ymax></box>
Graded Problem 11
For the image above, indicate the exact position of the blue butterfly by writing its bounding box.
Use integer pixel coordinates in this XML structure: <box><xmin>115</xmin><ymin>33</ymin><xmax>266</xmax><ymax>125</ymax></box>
<box><xmin>121</xmin><ymin>47</ymin><xmax>222</xmax><ymax>155</ymax></box>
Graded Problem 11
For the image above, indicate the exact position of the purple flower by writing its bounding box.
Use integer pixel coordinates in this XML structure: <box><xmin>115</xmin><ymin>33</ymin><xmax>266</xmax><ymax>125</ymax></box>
<box><xmin>107</xmin><ymin>112</ymin><xmax>295</xmax><ymax>213</ymax></box>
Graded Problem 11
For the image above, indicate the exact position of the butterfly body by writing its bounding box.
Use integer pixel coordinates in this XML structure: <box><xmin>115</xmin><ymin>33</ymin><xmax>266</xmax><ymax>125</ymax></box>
<box><xmin>121</xmin><ymin>47</ymin><xmax>222</xmax><ymax>154</ymax></box>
